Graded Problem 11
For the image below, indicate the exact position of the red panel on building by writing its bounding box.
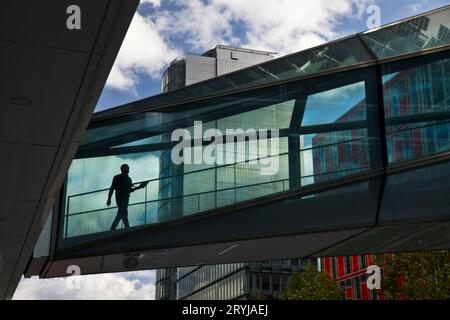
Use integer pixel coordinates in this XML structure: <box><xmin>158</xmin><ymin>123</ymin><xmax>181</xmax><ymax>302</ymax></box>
<box><xmin>322</xmin><ymin>255</ymin><xmax>381</xmax><ymax>300</ymax></box>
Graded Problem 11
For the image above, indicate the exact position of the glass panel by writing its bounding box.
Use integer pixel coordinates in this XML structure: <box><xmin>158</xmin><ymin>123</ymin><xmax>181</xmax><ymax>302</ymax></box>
<box><xmin>301</xmin><ymin>82</ymin><xmax>367</xmax><ymax>126</ymax></box>
<box><xmin>64</xmin><ymin>152</ymin><xmax>160</xmax><ymax>237</ymax></box>
<box><xmin>361</xmin><ymin>7</ymin><xmax>450</xmax><ymax>59</ymax></box>
<box><xmin>300</xmin><ymin>73</ymin><xmax>376</xmax><ymax>187</ymax></box>
<box><xmin>219</xmin><ymin>36</ymin><xmax>373</xmax><ymax>91</ymax></box>
<box><xmin>111</xmin><ymin>134</ymin><xmax>162</xmax><ymax>148</ymax></box>
<box><xmin>65</xmin><ymin>204</ymin><xmax>146</xmax><ymax>238</ymax></box>
<box><xmin>382</xmin><ymin>53</ymin><xmax>450</xmax><ymax>164</ymax></box>
<box><xmin>80</xmin><ymin>90</ymin><xmax>297</xmax><ymax>158</ymax></box>
<box><xmin>61</xmin><ymin>67</ymin><xmax>379</xmax><ymax>245</ymax></box>
<box><xmin>81</xmin><ymin>113</ymin><xmax>175</xmax><ymax>147</ymax></box>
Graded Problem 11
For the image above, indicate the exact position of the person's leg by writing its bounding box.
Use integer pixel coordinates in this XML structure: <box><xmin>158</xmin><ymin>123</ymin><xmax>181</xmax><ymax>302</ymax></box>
<box><xmin>110</xmin><ymin>208</ymin><xmax>122</xmax><ymax>230</ymax></box>
<box><xmin>122</xmin><ymin>199</ymin><xmax>130</xmax><ymax>228</ymax></box>
<box><xmin>110</xmin><ymin>202</ymin><xmax>125</xmax><ymax>230</ymax></box>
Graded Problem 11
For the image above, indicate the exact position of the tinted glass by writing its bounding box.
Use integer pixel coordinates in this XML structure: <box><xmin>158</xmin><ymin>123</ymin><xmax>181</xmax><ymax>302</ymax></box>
<box><xmin>361</xmin><ymin>8</ymin><xmax>450</xmax><ymax>59</ymax></box>
<box><xmin>382</xmin><ymin>53</ymin><xmax>450</xmax><ymax>164</ymax></box>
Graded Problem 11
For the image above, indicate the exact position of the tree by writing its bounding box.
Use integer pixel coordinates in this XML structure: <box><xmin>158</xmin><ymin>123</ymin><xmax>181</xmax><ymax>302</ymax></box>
<box><xmin>279</xmin><ymin>265</ymin><xmax>344</xmax><ymax>300</ymax></box>
<box><xmin>375</xmin><ymin>250</ymin><xmax>450</xmax><ymax>300</ymax></box>
<box><xmin>248</xmin><ymin>292</ymin><xmax>267</xmax><ymax>300</ymax></box>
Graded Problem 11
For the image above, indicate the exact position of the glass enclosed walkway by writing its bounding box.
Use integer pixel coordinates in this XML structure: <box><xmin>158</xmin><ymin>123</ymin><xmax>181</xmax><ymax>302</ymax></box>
<box><xmin>58</xmin><ymin>6</ymin><xmax>450</xmax><ymax>251</ymax></box>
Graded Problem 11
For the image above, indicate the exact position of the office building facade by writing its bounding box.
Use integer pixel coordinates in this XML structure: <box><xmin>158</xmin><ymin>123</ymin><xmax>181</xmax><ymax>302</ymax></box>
<box><xmin>176</xmin><ymin>259</ymin><xmax>319</xmax><ymax>300</ymax></box>
<box><xmin>321</xmin><ymin>255</ymin><xmax>380</xmax><ymax>300</ymax></box>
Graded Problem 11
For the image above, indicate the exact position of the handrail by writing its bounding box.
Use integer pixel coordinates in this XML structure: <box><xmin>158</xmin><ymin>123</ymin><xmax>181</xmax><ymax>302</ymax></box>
<box><xmin>60</xmin><ymin>147</ymin><xmax>450</xmax><ymax>243</ymax></box>
<box><xmin>66</xmin><ymin>166</ymin><xmax>369</xmax><ymax>217</ymax></box>
<box><xmin>69</xmin><ymin>107</ymin><xmax>450</xmax><ymax>200</ymax></box>
<box><xmin>68</xmin><ymin>137</ymin><xmax>365</xmax><ymax>199</ymax></box>
<box><xmin>62</xmin><ymin>167</ymin><xmax>385</xmax><ymax>243</ymax></box>
<box><xmin>67</xmin><ymin>178</ymin><xmax>290</xmax><ymax>218</ymax></box>
<box><xmin>64</xmin><ymin>104</ymin><xmax>450</xmax><ymax>238</ymax></box>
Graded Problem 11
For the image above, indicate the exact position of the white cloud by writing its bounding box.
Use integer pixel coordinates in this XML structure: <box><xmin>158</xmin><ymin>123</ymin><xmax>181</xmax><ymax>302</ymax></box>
<box><xmin>154</xmin><ymin>0</ymin><xmax>240</xmax><ymax>51</ymax></box>
<box><xmin>407</xmin><ymin>0</ymin><xmax>430</xmax><ymax>14</ymax></box>
<box><xmin>13</xmin><ymin>271</ymin><xmax>155</xmax><ymax>300</ymax></box>
<box><xmin>154</xmin><ymin>0</ymin><xmax>374</xmax><ymax>55</ymax></box>
<box><xmin>105</xmin><ymin>10</ymin><xmax>181</xmax><ymax>92</ymax></box>
<box><xmin>214</xmin><ymin>0</ymin><xmax>373</xmax><ymax>54</ymax></box>
<box><xmin>106</xmin><ymin>0</ymin><xmax>376</xmax><ymax>93</ymax></box>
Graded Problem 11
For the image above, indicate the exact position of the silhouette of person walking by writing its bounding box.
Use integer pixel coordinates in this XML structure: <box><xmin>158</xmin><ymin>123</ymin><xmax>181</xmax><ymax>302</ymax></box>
<box><xmin>107</xmin><ymin>164</ymin><xmax>145</xmax><ymax>231</ymax></box>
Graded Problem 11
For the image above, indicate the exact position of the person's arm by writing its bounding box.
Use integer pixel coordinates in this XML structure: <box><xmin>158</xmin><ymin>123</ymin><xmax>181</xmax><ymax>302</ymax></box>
<box><xmin>107</xmin><ymin>176</ymin><xmax>117</xmax><ymax>206</ymax></box>
<box><xmin>130</xmin><ymin>180</ymin><xmax>139</xmax><ymax>193</ymax></box>
<box><xmin>128</xmin><ymin>178</ymin><xmax>145</xmax><ymax>193</ymax></box>
<box><xmin>130</xmin><ymin>181</ymin><xmax>148</xmax><ymax>192</ymax></box>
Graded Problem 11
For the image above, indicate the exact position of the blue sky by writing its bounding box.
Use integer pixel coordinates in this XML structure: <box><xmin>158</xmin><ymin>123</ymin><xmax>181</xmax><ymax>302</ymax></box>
<box><xmin>14</xmin><ymin>0</ymin><xmax>450</xmax><ymax>300</ymax></box>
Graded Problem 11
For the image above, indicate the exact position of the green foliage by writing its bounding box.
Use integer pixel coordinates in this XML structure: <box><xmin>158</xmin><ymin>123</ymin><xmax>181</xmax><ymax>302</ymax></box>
<box><xmin>279</xmin><ymin>265</ymin><xmax>344</xmax><ymax>300</ymax></box>
<box><xmin>375</xmin><ymin>250</ymin><xmax>450</xmax><ymax>300</ymax></box>
<box><xmin>248</xmin><ymin>292</ymin><xmax>267</xmax><ymax>300</ymax></box>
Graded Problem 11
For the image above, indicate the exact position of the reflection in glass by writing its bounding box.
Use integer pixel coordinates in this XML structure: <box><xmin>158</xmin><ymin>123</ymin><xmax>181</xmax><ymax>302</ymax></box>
<box><xmin>382</xmin><ymin>56</ymin><xmax>450</xmax><ymax>164</ymax></box>
<box><xmin>302</xmin><ymin>82</ymin><xmax>366</xmax><ymax>126</ymax></box>
<box><xmin>302</xmin><ymin>80</ymin><xmax>370</xmax><ymax>185</ymax></box>
<box><xmin>361</xmin><ymin>7</ymin><xmax>450</xmax><ymax>59</ymax></box>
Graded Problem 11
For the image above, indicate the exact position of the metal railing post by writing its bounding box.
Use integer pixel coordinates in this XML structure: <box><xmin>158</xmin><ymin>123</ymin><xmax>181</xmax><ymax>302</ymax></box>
<box><xmin>65</xmin><ymin>196</ymin><xmax>70</xmax><ymax>238</ymax></box>
<box><xmin>144</xmin><ymin>184</ymin><xmax>148</xmax><ymax>224</ymax></box>
<box><xmin>234</xmin><ymin>164</ymin><xmax>237</xmax><ymax>203</ymax></box>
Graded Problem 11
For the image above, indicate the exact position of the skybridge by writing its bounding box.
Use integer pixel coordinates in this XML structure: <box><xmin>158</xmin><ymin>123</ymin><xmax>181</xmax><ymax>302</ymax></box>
<box><xmin>25</xmin><ymin>5</ymin><xmax>450</xmax><ymax>279</ymax></box>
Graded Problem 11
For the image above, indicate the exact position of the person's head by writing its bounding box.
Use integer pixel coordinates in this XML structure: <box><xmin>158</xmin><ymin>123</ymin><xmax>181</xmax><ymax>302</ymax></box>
<box><xmin>120</xmin><ymin>164</ymin><xmax>129</xmax><ymax>174</ymax></box>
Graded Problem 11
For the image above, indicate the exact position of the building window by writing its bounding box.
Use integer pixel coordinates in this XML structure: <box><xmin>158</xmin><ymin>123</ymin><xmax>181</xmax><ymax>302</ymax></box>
<box><xmin>359</xmin><ymin>255</ymin><xmax>367</xmax><ymax>269</ymax></box>
<box><xmin>370</xmin><ymin>289</ymin><xmax>378</xmax><ymax>300</ymax></box>
<box><xmin>250</xmin><ymin>272</ymin><xmax>260</xmax><ymax>291</ymax></box>
<box><xmin>281</xmin><ymin>259</ymin><xmax>291</xmax><ymax>269</ymax></box>
<box><xmin>262</xmin><ymin>260</ymin><xmax>271</xmax><ymax>269</ymax></box>
<box><xmin>360</xmin><ymin>273</ymin><xmax>368</xmax><ymax>284</ymax></box>
<box><xmin>355</xmin><ymin>277</ymin><xmax>361</xmax><ymax>300</ymax></box>
<box><xmin>438</xmin><ymin>25</ymin><xmax>450</xmax><ymax>43</ymax></box>
<box><xmin>281</xmin><ymin>275</ymin><xmax>289</xmax><ymax>292</ymax></box>
<box><xmin>344</xmin><ymin>256</ymin><xmax>352</xmax><ymax>274</ymax></box>
<box><xmin>331</xmin><ymin>257</ymin><xmax>338</xmax><ymax>279</ymax></box>
<box><xmin>261</xmin><ymin>273</ymin><xmax>270</xmax><ymax>292</ymax></box>
<box><xmin>272</xmin><ymin>260</ymin><xmax>281</xmax><ymax>269</ymax></box>
<box><xmin>272</xmin><ymin>275</ymin><xmax>280</xmax><ymax>293</ymax></box>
